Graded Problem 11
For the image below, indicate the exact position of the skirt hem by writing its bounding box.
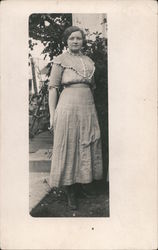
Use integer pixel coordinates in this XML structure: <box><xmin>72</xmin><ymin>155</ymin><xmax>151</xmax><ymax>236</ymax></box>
<box><xmin>49</xmin><ymin>177</ymin><xmax>103</xmax><ymax>188</ymax></box>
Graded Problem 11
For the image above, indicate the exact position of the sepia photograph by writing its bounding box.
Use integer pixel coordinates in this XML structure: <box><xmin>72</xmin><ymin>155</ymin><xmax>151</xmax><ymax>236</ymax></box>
<box><xmin>1</xmin><ymin>1</ymin><xmax>157</xmax><ymax>249</ymax></box>
<box><xmin>29</xmin><ymin>13</ymin><xmax>109</xmax><ymax>217</ymax></box>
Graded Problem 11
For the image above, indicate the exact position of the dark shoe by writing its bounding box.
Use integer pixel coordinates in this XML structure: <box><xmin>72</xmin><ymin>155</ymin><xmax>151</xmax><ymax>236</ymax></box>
<box><xmin>66</xmin><ymin>185</ymin><xmax>78</xmax><ymax>210</ymax></box>
<box><xmin>80</xmin><ymin>183</ymin><xmax>97</xmax><ymax>198</ymax></box>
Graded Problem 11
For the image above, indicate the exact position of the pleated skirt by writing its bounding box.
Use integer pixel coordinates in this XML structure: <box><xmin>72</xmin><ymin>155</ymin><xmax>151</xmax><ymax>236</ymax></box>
<box><xmin>49</xmin><ymin>87</ymin><xmax>103</xmax><ymax>188</ymax></box>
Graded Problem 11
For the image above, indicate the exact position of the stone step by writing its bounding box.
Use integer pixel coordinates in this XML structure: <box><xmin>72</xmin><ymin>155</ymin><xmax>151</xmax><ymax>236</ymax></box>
<box><xmin>29</xmin><ymin>149</ymin><xmax>52</xmax><ymax>172</ymax></box>
<box><xmin>29</xmin><ymin>172</ymin><xmax>51</xmax><ymax>212</ymax></box>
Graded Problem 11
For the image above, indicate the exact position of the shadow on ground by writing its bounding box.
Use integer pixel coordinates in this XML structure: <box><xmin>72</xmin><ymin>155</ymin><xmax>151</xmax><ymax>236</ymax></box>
<box><xmin>30</xmin><ymin>180</ymin><xmax>109</xmax><ymax>217</ymax></box>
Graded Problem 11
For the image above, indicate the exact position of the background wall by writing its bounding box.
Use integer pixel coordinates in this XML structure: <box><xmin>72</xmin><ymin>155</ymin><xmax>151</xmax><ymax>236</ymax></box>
<box><xmin>72</xmin><ymin>13</ymin><xmax>107</xmax><ymax>38</ymax></box>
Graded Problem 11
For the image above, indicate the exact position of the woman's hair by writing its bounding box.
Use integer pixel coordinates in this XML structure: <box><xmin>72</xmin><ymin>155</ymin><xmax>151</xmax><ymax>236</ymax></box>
<box><xmin>62</xmin><ymin>26</ymin><xmax>86</xmax><ymax>46</ymax></box>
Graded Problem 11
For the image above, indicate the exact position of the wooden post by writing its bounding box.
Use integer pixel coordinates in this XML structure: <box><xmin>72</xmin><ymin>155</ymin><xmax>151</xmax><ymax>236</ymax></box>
<box><xmin>30</xmin><ymin>57</ymin><xmax>38</xmax><ymax>94</ymax></box>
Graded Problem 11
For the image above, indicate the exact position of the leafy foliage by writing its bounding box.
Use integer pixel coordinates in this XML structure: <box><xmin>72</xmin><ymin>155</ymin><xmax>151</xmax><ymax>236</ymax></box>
<box><xmin>29</xmin><ymin>14</ymin><xmax>72</xmax><ymax>59</ymax></box>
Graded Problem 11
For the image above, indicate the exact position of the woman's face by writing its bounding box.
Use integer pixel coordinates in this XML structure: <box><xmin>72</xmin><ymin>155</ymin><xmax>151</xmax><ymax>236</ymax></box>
<box><xmin>67</xmin><ymin>31</ymin><xmax>83</xmax><ymax>53</ymax></box>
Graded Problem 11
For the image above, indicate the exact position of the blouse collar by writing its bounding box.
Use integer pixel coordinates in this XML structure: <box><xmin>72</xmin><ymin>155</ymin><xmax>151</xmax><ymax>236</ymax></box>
<box><xmin>67</xmin><ymin>48</ymin><xmax>83</xmax><ymax>56</ymax></box>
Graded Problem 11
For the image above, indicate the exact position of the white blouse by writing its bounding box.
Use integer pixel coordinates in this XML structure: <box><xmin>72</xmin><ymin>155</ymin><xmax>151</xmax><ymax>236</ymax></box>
<box><xmin>49</xmin><ymin>51</ymin><xmax>96</xmax><ymax>89</ymax></box>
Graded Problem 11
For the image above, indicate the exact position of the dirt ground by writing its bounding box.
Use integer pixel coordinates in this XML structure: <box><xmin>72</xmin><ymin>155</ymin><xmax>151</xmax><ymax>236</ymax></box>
<box><xmin>30</xmin><ymin>180</ymin><xmax>109</xmax><ymax>217</ymax></box>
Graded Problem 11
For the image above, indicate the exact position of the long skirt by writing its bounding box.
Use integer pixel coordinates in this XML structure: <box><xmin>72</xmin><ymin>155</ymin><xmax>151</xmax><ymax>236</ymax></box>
<box><xmin>49</xmin><ymin>87</ymin><xmax>103</xmax><ymax>188</ymax></box>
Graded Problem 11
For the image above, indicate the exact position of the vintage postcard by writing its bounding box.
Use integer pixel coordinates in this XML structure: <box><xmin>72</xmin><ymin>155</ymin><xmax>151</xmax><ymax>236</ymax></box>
<box><xmin>0</xmin><ymin>0</ymin><xmax>157</xmax><ymax>249</ymax></box>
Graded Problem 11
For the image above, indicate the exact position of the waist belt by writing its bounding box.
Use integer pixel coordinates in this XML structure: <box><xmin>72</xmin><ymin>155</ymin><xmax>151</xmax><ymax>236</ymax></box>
<box><xmin>63</xmin><ymin>82</ymin><xmax>91</xmax><ymax>88</ymax></box>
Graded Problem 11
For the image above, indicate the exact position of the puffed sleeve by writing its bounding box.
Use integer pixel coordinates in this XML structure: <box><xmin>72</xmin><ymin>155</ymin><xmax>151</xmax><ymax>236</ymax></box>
<box><xmin>48</xmin><ymin>56</ymin><xmax>64</xmax><ymax>90</ymax></box>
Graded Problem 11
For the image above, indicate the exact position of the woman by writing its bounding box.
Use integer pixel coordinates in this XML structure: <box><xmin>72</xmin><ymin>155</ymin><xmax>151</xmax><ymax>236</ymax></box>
<box><xmin>48</xmin><ymin>26</ymin><xmax>103</xmax><ymax>210</ymax></box>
